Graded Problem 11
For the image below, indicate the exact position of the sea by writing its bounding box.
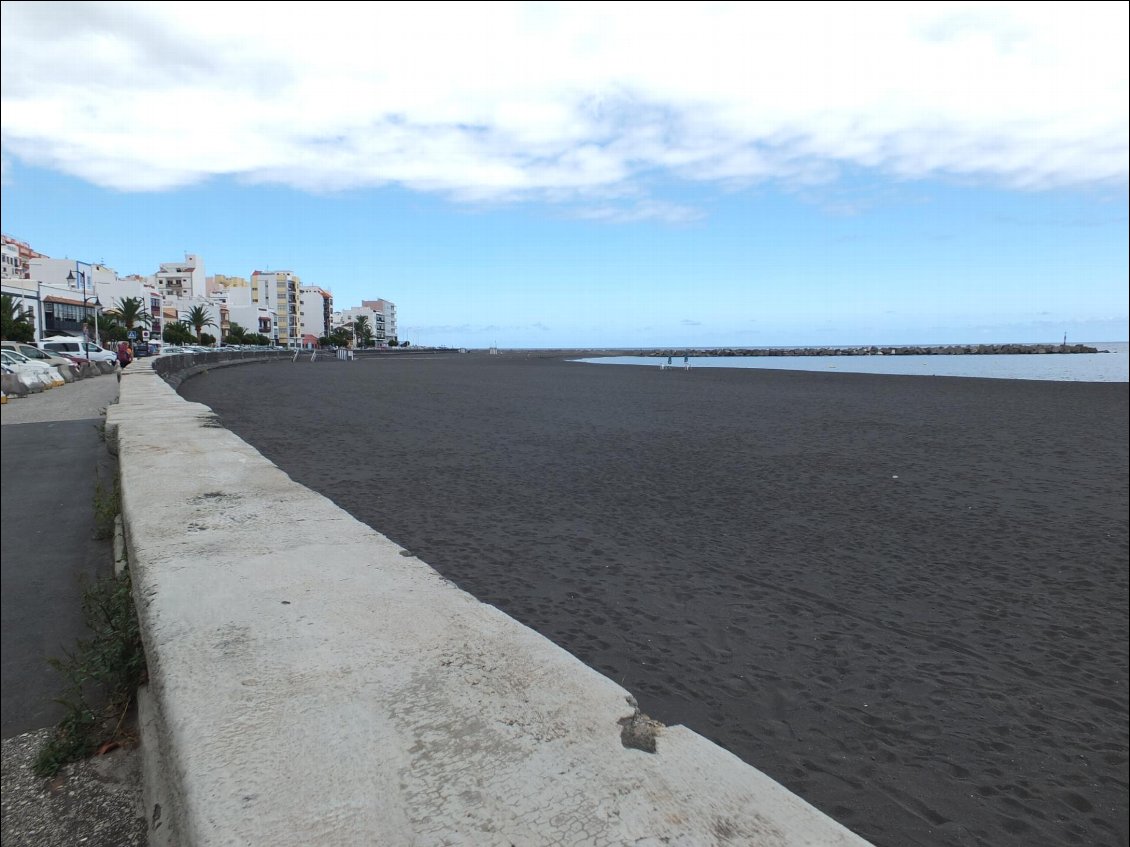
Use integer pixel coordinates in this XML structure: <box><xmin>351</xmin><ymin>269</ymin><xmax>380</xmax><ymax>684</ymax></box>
<box><xmin>575</xmin><ymin>342</ymin><xmax>1129</xmax><ymax>382</ymax></box>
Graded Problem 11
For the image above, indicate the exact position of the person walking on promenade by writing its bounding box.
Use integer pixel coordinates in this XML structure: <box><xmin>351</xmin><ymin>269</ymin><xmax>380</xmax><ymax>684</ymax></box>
<box><xmin>116</xmin><ymin>340</ymin><xmax>133</xmax><ymax>369</ymax></box>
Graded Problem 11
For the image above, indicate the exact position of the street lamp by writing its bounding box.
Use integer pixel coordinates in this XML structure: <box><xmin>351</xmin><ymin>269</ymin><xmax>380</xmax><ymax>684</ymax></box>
<box><xmin>69</xmin><ymin>269</ymin><xmax>102</xmax><ymax>362</ymax></box>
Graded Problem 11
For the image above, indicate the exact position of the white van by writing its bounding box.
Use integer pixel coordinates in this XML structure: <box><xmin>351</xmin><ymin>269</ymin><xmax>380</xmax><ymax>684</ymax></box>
<box><xmin>36</xmin><ymin>337</ymin><xmax>118</xmax><ymax>364</ymax></box>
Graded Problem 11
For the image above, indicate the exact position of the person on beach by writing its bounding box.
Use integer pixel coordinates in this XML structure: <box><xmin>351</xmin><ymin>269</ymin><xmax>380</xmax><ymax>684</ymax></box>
<box><xmin>116</xmin><ymin>340</ymin><xmax>133</xmax><ymax>369</ymax></box>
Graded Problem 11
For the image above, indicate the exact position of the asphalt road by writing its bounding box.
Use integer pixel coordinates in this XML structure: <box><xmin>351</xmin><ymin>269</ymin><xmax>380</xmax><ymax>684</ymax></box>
<box><xmin>1</xmin><ymin>373</ymin><xmax>147</xmax><ymax>847</ymax></box>
<box><xmin>1</xmin><ymin>376</ymin><xmax>119</xmax><ymax>737</ymax></box>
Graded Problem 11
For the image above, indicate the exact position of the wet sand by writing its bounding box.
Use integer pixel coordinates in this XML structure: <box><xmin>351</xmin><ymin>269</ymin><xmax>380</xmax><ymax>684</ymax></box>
<box><xmin>181</xmin><ymin>353</ymin><xmax>1129</xmax><ymax>847</ymax></box>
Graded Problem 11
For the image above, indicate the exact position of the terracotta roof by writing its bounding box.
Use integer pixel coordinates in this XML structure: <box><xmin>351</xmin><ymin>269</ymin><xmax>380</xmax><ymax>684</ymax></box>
<box><xmin>44</xmin><ymin>295</ymin><xmax>89</xmax><ymax>306</ymax></box>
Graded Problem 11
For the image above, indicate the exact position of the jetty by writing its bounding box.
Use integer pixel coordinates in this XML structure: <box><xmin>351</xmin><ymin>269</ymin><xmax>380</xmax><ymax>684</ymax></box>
<box><xmin>639</xmin><ymin>343</ymin><xmax>1102</xmax><ymax>358</ymax></box>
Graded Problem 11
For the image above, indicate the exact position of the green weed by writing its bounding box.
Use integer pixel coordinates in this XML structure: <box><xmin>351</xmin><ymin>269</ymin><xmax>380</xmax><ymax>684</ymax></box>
<box><xmin>33</xmin><ymin>567</ymin><xmax>147</xmax><ymax>777</ymax></box>
<box><xmin>34</xmin><ymin>442</ymin><xmax>143</xmax><ymax>777</ymax></box>
<box><xmin>92</xmin><ymin>474</ymin><xmax>120</xmax><ymax>541</ymax></box>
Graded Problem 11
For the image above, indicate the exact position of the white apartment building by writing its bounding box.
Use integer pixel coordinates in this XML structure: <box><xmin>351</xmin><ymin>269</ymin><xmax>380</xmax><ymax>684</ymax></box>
<box><xmin>23</xmin><ymin>258</ymin><xmax>103</xmax><ymax>339</ymax></box>
<box><xmin>299</xmin><ymin>286</ymin><xmax>333</xmax><ymax>345</ymax></box>
<box><xmin>173</xmin><ymin>297</ymin><xmax>225</xmax><ymax>343</ymax></box>
<box><xmin>333</xmin><ymin>298</ymin><xmax>397</xmax><ymax>347</ymax></box>
<box><xmin>251</xmin><ymin>270</ymin><xmax>301</xmax><ymax>347</ymax></box>
<box><xmin>28</xmin><ymin>257</ymin><xmax>96</xmax><ymax>298</ymax></box>
<box><xmin>214</xmin><ymin>285</ymin><xmax>274</xmax><ymax>340</ymax></box>
<box><xmin>1</xmin><ymin>241</ymin><xmax>20</xmax><ymax>279</ymax></box>
<box><xmin>156</xmin><ymin>253</ymin><xmax>206</xmax><ymax>300</ymax></box>
<box><xmin>361</xmin><ymin>299</ymin><xmax>397</xmax><ymax>343</ymax></box>
<box><xmin>1</xmin><ymin>234</ymin><xmax>48</xmax><ymax>279</ymax></box>
<box><xmin>96</xmin><ymin>275</ymin><xmax>164</xmax><ymax>343</ymax></box>
<box><xmin>5</xmin><ymin>250</ymin><xmax>122</xmax><ymax>342</ymax></box>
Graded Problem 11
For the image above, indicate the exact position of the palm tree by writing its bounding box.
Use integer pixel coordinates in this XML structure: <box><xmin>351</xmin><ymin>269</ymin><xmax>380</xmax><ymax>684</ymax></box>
<box><xmin>106</xmin><ymin>296</ymin><xmax>152</xmax><ymax>332</ymax></box>
<box><xmin>163</xmin><ymin>321</ymin><xmax>195</xmax><ymax>345</ymax></box>
<box><xmin>1</xmin><ymin>294</ymin><xmax>36</xmax><ymax>342</ymax></box>
<box><xmin>328</xmin><ymin>327</ymin><xmax>352</xmax><ymax>348</ymax></box>
<box><xmin>225</xmin><ymin>322</ymin><xmax>249</xmax><ymax>345</ymax></box>
<box><xmin>353</xmin><ymin>315</ymin><xmax>372</xmax><ymax>348</ymax></box>
<box><xmin>181</xmin><ymin>305</ymin><xmax>217</xmax><ymax>344</ymax></box>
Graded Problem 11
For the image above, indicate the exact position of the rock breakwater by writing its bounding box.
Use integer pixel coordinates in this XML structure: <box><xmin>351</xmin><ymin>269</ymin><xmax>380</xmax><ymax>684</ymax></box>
<box><xmin>641</xmin><ymin>343</ymin><xmax>1101</xmax><ymax>358</ymax></box>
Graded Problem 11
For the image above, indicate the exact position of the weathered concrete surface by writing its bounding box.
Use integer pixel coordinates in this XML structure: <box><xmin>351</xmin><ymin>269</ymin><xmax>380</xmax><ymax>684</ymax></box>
<box><xmin>108</xmin><ymin>359</ymin><xmax>872</xmax><ymax>846</ymax></box>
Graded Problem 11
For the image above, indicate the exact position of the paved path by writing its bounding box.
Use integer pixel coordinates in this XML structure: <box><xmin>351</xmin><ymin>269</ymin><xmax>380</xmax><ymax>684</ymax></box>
<box><xmin>1</xmin><ymin>371</ymin><xmax>121</xmax><ymax>426</ymax></box>
<box><xmin>2</xmin><ymin>375</ymin><xmax>120</xmax><ymax>736</ymax></box>
<box><xmin>1</xmin><ymin>374</ymin><xmax>146</xmax><ymax>846</ymax></box>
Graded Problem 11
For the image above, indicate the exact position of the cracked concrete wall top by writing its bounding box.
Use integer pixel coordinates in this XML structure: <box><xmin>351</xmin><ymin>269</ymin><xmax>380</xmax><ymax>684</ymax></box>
<box><xmin>106</xmin><ymin>360</ymin><xmax>872</xmax><ymax>847</ymax></box>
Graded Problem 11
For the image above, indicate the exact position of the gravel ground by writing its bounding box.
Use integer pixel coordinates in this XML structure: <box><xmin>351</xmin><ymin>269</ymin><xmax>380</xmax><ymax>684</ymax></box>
<box><xmin>0</xmin><ymin>730</ymin><xmax>146</xmax><ymax>847</ymax></box>
<box><xmin>3</xmin><ymin>371</ymin><xmax>148</xmax><ymax>845</ymax></box>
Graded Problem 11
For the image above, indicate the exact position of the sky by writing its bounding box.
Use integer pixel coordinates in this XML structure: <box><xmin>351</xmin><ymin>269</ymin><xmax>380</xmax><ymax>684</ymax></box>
<box><xmin>1</xmin><ymin>1</ymin><xmax>1127</xmax><ymax>348</ymax></box>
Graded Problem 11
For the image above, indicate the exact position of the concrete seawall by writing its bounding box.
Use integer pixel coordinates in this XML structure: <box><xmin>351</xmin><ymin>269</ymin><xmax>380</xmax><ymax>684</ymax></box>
<box><xmin>107</xmin><ymin>356</ymin><xmax>872</xmax><ymax>846</ymax></box>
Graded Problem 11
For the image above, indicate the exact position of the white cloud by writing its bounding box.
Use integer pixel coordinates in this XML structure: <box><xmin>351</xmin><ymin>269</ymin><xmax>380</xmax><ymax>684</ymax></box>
<box><xmin>571</xmin><ymin>198</ymin><xmax>705</xmax><ymax>224</ymax></box>
<box><xmin>1</xmin><ymin>1</ymin><xmax>1126</xmax><ymax>209</ymax></box>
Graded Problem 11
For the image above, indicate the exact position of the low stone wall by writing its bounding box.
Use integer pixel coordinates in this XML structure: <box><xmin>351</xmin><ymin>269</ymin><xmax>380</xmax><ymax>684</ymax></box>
<box><xmin>151</xmin><ymin>349</ymin><xmax>291</xmax><ymax>388</ymax></box>
<box><xmin>107</xmin><ymin>356</ymin><xmax>872</xmax><ymax>846</ymax></box>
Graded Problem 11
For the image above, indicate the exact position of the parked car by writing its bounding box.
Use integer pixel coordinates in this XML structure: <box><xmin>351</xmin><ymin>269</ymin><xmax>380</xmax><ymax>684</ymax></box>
<box><xmin>1</xmin><ymin>341</ymin><xmax>74</xmax><ymax>370</ymax></box>
<box><xmin>36</xmin><ymin>337</ymin><xmax>118</xmax><ymax>364</ymax></box>
<box><xmin>159</xmin><ymin>346</ymin><xmax>187</xmax><ymax>356</ymax></box>
<box><xmin>1</xmin><ymin>349</ymin><xmax>65</xmax><ymax>388</ymax></box>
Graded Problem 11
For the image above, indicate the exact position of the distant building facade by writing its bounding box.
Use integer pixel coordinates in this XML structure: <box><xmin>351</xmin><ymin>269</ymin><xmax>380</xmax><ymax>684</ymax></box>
<box><xmin>3</xmin><ymin>236</ymin><xmax>394</xmax><ymax>351</ymax></box>
<box><xmin>156</xmin><ymin>254</ymin><xmax>206</xmax><ymax>300</ymax></box>
<box><xmin>1</xmin><ymin>234</ymin><xmax>48</xmax><ymax>279</ymax></box>
<box><xmin>1</xmin><ymin>240</ymin><xmax>20</xmax><ymax>279</ymax></box>
<box><xmin>333</xmin><ymin>299</ymin><xmax>398</xmax><ymax>347</ymax></box>
<box><xmin>360</xmin><ymin>299</ymin><xmax>397</xmax><ymax>344</ymax></box>
<box><xmin>25</xmin><ymin>258</ymin><xmax>99</xmax><ymax>338</ymax></box>
<box><xmin>207</xmin><ymin>274</ymin><xmax>249</xmax><ymax>295</ymax></box>
<box><xmin>222</xmin><ymin>286</ymin><xmax>275</xmax><ymax>340</ymax></box>
<box><xmin>251</xmin><ymin>270</ymin><xmax>301</xmax><ymax>347</ymax></box>
<box><xmin>299</xmin><ymin>286</ymin><xmax>333</xmax><ymax>344</ymax></box>
<box><xmin>96</xmin><ymin>274</ymin><xmax>164</xmax><ymax>342</ymax></box>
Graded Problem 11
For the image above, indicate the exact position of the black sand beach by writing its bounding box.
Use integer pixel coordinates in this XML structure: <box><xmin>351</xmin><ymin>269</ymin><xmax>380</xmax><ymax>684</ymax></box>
<box><xmin>181</xmin><ymin>353</ymin><xmax>1129</xmax><ymax>847</ymax></box>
